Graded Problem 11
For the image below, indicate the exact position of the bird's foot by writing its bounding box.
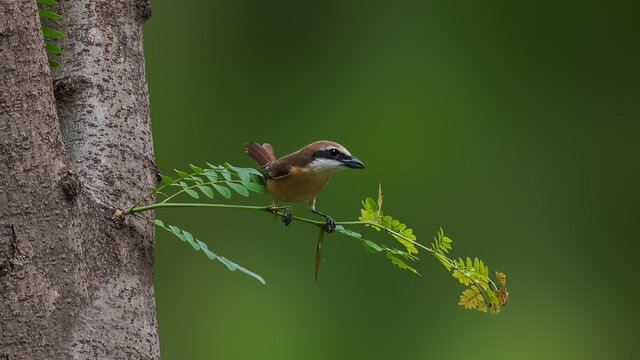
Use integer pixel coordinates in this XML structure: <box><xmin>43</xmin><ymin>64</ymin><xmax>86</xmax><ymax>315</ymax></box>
<box><xmin>282</xmin><ymin>209</ymin><xmax>293</xmax><ymax>226</ymax></box>
<box><xmin>324</xmin><ymin>216</ymin><xmax>336</xmax><ymax>233</ymax></box>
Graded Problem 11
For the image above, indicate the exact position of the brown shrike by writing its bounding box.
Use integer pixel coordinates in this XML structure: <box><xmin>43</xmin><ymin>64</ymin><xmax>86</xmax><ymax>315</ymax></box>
<box><xmin>244</xmin><ymin>141</ymin><xmax>364</xmax><ymax>232</ymax></box>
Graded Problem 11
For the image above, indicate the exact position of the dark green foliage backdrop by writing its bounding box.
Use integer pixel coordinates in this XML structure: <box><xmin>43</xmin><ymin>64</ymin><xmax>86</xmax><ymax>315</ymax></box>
<box><xmin>143</xmin><ymin>1</ymin><xmax>638</xmax><ymax>358</ymax></box>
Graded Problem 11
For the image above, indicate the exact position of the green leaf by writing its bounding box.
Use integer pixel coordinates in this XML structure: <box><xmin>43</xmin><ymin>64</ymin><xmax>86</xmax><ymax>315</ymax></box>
<box><xmin>39</xmin><ymin>9</ymin><xmax>62</xmax><ymax>19</ymax></box>
<box><xmin>364</xmin><ymin>197</ymin><xmax>377</xmax><ymax>212</ymax></box>
<box><xmin>168</xmin><ymin>225</ymin><xmax>186</xmax><ymax>241</ymax></box>
<box><xmin>217</xmin><ymin>256</ymin><xmax>237</xmax><ymax>271</ymax></box>
<box><xmin>162</xmin><ymin>225</ymin><xmax>264</xmax><ymax>283</ymax></box>
<box><xmin>221</xmin><ymin>169</ymin><xmax>232</xmax><ymax>181</ymax></box>
<box><xmin>242</xmin><ymin>180</ymin><xmax>267</xmax><ymax>194</ymax></box>
<box><xmin>250</xmin><ymin>172</ymin><xmax>265</xmax><ymax>185</ymax></box>
<box><xmin>174</xmin><ymin>169</ymin><xmax>190</xmax><ymax>178</ymax></box>
<box><xmin>48</xmin><ymin>60</ymin><xmax>60</xmax><ymax>68</ymax></box>
<box><xmin>395</xmin><ymin>236</ymin><xmax>418</xmax><ymax>254</ymax></box>
<box><xmin>227</xmin><ymin>163</ymin><xmax>251</xmax><ymax>182</ymax></box>
<box><xmin>334</xmin><ymin>225</ymin><xmax>362</xmax><ymax>238</ymax></box>
<box><xmin>204</xmin><ymin>171</ymin><xmax>218</xmax><ymax>182</ymax></box>
<box><xmin>189</xmin><ymin>176</ymin><xmax>204</xmax><ymax>184</ymax></box>
<box><xmin>227</xmin><ymin>182</ymin><xmax>249</xmax><ymax>196</ymax></box>
<box><xmin>196</xmin><ymin>240</ymin><xmax>217</xmax><ymax>260</ymax></box>
<box><xmin>182</xmin><ymin>230</ymin><xmax>200</xmax><ymax>250</ymax></box>
<box><xmin>42</xmin><ymin>27</ymin><xmax>65</xmax><ymax>38</ymax></box>
<box><xmin>212</xmin><ymin>184</ymin><xmax>231</xmax><ymax>199</ymax></box>
<box><xmin>196</xmin><ymin>240</ymin><xmax>265</xmax><ymax>284</ymax></box>
<box><xmin>386</xmin><ymin>252</ymin><xmax>420</xmax><ymax>275</ymax></box>
<box><xmin>358</xmin><ymin>209</ymin><xmax>375</xmax><ymax>221</ymax></box>
<box><xmin>246</xmin><ymin>167</ymin><xmax>264</xmax><ymax>176</ymax></box>
<box><xmin>184</xmin><ymin>189</ymin><xmax>199</xmax><ymax>199</ymax></box>
<box><xmin>161</xmin><ymin>175</ymin><xmax>174</xmax><ymax>184</ymax></box>
<box><xmin>453</xmin><ymin>270</ymin><xmax>471</xmax><ymax>285</ymax></box>
<box><xmin>45</xmin><ymin>41</ymin><xmax>63</xmax><ymax>54</ymax></box>
<box><xmin>37</xmin><ymin>0</ymin><xmax>58</xmax><ymax>4</ymax></box>
<box><xmin>197</xmin><ymin>185</ymin><xmax>214</xmax><ymax>198</ymax></box>
<box><xmin>363</xmin><ymin>240</ymin><xmax>382</xmax><ymax>253</ymax></box>
<box><xmin>234</xmin><ymin>263</ymin><xmax>266</xmax><ymax>285</ymax></box>
<box><xmin>436</xmin><ymin>256</ymin><xmax>452</xmax><ymax>271</ymax></box>
<box><xmin>189</xmin><ymin>164</ymin><xmax>204</xmax><ymax>173</ymax></box>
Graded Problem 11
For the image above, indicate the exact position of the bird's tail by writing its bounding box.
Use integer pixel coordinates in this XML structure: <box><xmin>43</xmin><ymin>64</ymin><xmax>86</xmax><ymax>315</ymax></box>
<box><xmin>244</xmin><ymin>142</ymin><xmax>276</xmax><ymax>167</ymax></box>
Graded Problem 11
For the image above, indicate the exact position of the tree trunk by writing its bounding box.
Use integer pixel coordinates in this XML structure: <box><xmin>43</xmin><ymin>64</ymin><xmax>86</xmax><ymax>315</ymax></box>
<box><xmin>0</xmin><ymin>0</ymin><xmax>160</xmax><ymax>358</ymax></box>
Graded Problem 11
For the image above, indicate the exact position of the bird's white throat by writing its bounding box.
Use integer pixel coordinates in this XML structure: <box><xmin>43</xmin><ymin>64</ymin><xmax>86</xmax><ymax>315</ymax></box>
<box><xmin>306</xmin><ymin>158</ymin><xmax>344</xmax><ymax>173</ymax></box>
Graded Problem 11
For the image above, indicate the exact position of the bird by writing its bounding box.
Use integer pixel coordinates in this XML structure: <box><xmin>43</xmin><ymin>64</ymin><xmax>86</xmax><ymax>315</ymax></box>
<box><xmin>244</xmin><ymin>141</ymin><xmax>364</xmax><ymax>233</ymax></box>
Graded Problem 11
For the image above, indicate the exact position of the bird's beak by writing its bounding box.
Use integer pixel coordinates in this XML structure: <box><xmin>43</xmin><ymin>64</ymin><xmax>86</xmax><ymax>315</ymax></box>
<box><xmin>342</xmin><ymin>157</ymin><xmax>365</xmax><ymax>169</ymax></box>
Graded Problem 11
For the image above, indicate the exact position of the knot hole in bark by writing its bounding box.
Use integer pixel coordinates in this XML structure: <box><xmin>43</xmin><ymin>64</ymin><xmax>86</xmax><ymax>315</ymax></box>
<box><xmin>60</xmin><ymin>170</ymin><xmax>81</xmax><ymax>201</ymax></box>
<box><xmin>53</xmin><ymin>75</ymin><xmax>91</xmax><ymax>103</ymax></box>
<box><xmin>136</xmin><ymin>0</ymin><xmax>152</xmax><ymax>22</ymax></box>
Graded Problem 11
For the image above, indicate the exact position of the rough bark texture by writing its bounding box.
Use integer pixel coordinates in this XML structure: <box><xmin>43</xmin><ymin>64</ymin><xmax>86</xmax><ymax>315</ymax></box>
<box><xmin>0</xmin><ymin>0</ymin><xmax>160</xmax><ymax>358</ymax></box>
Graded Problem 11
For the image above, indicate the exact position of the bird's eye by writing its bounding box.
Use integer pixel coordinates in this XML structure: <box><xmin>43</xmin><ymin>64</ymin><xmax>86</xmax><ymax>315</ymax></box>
<box><xmin>329</xmin><ymin>148</ymin><xmax>339</xmax><ymax>156</ymax></box>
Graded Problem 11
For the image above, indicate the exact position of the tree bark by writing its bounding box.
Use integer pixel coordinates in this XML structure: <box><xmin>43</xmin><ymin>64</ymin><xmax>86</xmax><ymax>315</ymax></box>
<box><xmin>0</xmin><ymin>0</ymin><xmax>160</xmax><ymax>358</ymax></box>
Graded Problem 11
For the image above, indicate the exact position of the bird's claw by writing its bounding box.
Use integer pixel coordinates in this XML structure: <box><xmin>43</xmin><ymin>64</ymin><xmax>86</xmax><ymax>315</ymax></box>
<box><xmin>282</xmin><ymin>209</ymin><xmax>293</xmax><ymax>226</ymax></box>
<box><xmin>325</xmin><ymin>216</ymin><xmax>336</xmax><ymax>233</ymax></box>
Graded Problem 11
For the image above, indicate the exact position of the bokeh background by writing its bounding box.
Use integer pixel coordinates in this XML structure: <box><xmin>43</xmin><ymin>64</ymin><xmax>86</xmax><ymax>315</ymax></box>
<box><xmin>143</xmin><ymin>1</ymin><xmax>639</xmax><ymax>359</ymax></box>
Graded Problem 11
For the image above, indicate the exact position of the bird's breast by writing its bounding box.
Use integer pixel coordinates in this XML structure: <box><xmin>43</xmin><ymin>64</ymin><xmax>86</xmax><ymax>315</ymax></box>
<box><xmin>267</xmin><ymin>166</ymin><xmax>334</xmax><ymax>203</ymax></box>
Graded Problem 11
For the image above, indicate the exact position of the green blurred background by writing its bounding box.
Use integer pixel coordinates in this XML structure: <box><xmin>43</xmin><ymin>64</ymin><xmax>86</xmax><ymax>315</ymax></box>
<box><xmin>143</xmin><ymin>1</ymin><xmax>639</xmax><ymax>359</ymax></box>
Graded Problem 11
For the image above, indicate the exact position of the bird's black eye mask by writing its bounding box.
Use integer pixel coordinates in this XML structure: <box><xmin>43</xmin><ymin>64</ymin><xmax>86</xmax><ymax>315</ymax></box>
<box><xmin>313</xmin><ymin>148</ymin><xmax>348</xmax><ymax>161</ymax></box>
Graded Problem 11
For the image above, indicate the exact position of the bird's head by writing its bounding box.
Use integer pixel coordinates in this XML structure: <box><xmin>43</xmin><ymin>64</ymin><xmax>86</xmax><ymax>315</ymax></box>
<box><xmin>304</xmin><ymin>141</ymin><xmax>365</xmax><ymax>172</ymax></box>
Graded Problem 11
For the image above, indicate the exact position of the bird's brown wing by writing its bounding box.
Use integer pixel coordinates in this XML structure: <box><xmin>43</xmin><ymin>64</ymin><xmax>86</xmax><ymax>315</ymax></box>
<box><xmin>262</xmin><ymin>147</ymin><xmax>315</xmax><ymax>179</ymax></box>
<box><xmin>263</xmin><ymin>160</ymin><xmax>291</xmax><ymax>179</ymax></box>
<box><xmin>248</xmin><ymin>143</ymin><xmax>317</xmax><ymax>180</ymax></box>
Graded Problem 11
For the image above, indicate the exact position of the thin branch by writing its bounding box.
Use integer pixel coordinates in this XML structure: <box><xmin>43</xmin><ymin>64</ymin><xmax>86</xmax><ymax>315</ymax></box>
<box><xmin>125</xmin><ymin>202</ymin><xmax>367</xmax><ymax>229</ymax></box>
<box><xmin>127</xmin><ymin>202</ymin><xmax>440</xmax><ymax>256</ymax></box>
